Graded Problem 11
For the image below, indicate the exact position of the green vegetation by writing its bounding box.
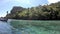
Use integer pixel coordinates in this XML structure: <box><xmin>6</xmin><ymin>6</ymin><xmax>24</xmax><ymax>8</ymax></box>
<box><xmin>10</xmin><ymin>20</ymin><xmax>60</xmax><ymax>34</ymax></box>
<box><xmin>6</xmin><ymin>2</ymin><xmax>60</xmax><ymax>20</ymax></box>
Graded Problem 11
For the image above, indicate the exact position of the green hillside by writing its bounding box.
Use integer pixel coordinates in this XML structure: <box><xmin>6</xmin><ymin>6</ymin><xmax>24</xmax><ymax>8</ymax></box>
<box><xmin>6</xmin><ymin>1</ymin><xmax>60</xmax><ymax>20</ymax></box>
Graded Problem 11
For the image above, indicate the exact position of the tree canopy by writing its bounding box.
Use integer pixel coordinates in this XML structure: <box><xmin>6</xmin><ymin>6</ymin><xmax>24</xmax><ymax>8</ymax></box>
<box><xmin>6</xmin><ymin>1</ymin><xmax>60</xmax><ymax>20</ymax></box>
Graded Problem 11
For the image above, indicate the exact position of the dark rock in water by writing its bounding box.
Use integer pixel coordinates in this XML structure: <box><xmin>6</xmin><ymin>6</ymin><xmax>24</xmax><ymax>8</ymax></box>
<box><xmin>0</xmin><ymin>17</ymin><xmax>8</xmax><ymax>22</ymax></box>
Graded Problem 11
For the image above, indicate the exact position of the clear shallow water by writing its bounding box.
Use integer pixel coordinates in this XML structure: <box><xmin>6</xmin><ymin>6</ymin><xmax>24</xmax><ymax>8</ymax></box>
<box><xmin>0</xmin><ymin>21</ymin><xmax>12</xmax><ymax>34</ymax></box>
<box><xmin>0</xmin><ymin>20</ymin><xmax>60</xmax><ymax>34</ymax></box>
<box><xmin>10</xmin><ymin>20</ymin><xmax>60</xmax><ymax>34</ymax></box>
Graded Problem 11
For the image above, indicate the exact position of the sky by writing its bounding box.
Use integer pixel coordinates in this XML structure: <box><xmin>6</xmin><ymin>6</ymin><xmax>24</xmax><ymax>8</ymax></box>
<box><xmin>0</xmin><ymin>0</ymin><xmax>60</xmax><ymax>17</ymax></box>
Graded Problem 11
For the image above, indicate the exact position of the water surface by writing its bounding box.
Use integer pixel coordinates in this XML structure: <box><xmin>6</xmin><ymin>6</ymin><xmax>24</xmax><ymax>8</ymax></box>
<box><xmin>10</xmin><ymin>20</ymin><xmax>60</xmax><ymax>34</ymax></box>
<box><xmin>0</xmin><ymin>21</ymin><xmax>12</xmax><ymax>34</ymax></box>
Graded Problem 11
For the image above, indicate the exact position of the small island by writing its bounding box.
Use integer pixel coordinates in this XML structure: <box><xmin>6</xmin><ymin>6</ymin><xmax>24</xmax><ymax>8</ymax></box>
<box><xmin>4</xmin><ymin>1</ymin><xmax>60</xmax><ymax>20</ymax></box>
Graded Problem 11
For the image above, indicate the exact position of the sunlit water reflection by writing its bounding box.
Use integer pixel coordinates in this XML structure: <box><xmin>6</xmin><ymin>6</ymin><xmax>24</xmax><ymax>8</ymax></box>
<box><xmin>0</xmin><ymin>21</ymin><xmax>12</xmax><ymax>34</ymax></box>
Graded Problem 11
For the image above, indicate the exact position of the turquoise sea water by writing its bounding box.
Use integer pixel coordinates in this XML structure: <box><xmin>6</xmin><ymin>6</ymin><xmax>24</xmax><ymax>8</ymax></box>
<box><xmin>10</xmin><ymin>20</ymin><xmax>60</xmax><ymax>34</ymax></box>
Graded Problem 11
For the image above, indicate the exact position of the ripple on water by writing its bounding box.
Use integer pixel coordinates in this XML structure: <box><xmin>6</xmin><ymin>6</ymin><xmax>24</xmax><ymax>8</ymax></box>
<box><xmin>0</xmin><ymin>21</ymin><xmax>12</xmax><ymax>34</ymax></box>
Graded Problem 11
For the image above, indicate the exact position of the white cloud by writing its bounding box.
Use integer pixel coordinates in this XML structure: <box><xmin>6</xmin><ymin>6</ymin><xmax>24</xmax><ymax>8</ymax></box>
<box><xmin>47</xmin><ymin>0</ymin><xmax>60</xmax><ymax>4</ymax></box>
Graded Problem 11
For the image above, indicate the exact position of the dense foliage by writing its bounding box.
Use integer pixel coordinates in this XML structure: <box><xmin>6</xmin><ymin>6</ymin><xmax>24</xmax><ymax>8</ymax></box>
<box><xmin>6</xmin><ymin>2</ymin><xmax>60</xmax><ymax>20</ymax></box>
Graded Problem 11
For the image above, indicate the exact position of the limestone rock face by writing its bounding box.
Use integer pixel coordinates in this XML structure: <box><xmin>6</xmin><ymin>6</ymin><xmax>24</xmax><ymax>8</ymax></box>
<box><xmin>11</xmin><ymin>6</ymin><xmax>25</xmax><ymax>14</ymax></box>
